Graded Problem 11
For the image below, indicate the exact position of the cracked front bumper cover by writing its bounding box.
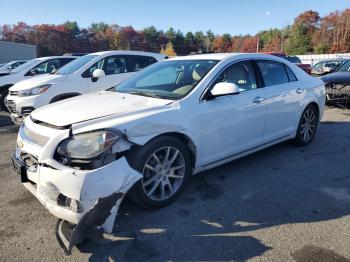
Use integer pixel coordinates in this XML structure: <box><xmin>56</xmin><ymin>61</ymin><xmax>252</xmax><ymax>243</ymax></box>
<box><xmin>56</xmin><ymin>192</ymin><xmax>124</xmax><ymax>255</ymax></box>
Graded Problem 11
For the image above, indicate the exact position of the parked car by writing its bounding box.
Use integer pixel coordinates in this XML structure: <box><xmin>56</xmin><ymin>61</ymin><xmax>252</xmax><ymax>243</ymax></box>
<box><xmin>263</xmin><ymin>52</ymin><xmax>312</xmax><ymax>74</ymax></box>
<box><xmin>311</xmin><ymin>59</ymin><xmax>349</xmax><ymax>76</ymax></box>
<box><xmin>0</xmin><ymin>56</ymin><xmax>77</xmax><ymax>111</ymax></box>
<box><xmin>286</xmin><ymin>55</ymin><xmax>301</xmax><ymax>64</ymax></box>
<box><xmin>0</xmin><ymin>60</ymin><xmax>28</xmax><ymax>76</ymax></box>
<box><xmin>5</xmin><ymin>51</ymin><xmax>166</xmax><ymax>123</ymax></box>
<box><xmin>321</xmin><ymin>59</ymin><xmax>350</xmax><ymax>106</ymax></box>
<box><xmin>11</xmin><ymin>53</ymin><xmax>325</xmax><ymax>253</ymax></box>
<box><xmin>63</xmin><ymin>53</ymin><xmax>89</xmax><ymax>57</ymax></box>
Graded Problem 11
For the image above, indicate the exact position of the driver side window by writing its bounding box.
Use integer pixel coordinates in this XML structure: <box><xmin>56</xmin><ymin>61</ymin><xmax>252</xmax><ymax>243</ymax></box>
<box><xmin>214</xmin><ymin>61</ymin><xmax>257</xmax><ymax>92</ymax></box>
<box><xmin>82</xmin><ymin>59</ymin><xmax>105</xmax><ymax>78</ymax></box>
<box><xmin>82</xmin><ymin>56</ymin><xmax>128</xmax><ymax>78</ymax></box>
<box><xmin>29</xmin><ymin>59</ymin><xmax>60</xmax><ymax>75</ymax></box>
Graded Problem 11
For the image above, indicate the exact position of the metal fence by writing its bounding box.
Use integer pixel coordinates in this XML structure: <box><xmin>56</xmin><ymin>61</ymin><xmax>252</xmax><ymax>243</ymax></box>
<box><xmin>297</xmin><ymin>53</ymin><xmax>350</xmax><ymax>66</ymax></box>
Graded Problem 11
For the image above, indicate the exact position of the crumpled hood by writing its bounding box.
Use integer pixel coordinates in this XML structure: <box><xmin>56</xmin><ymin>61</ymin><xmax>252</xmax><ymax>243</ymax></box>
<box><xmin>31</xmin><ymin>91</ymin><xmax>173</xmax><ymax>127</ymax></box>
<box><xmin>10</xmin><ymin>74</ymin><xmax>68</xmax><ymax>91</ymax></box>
<box><xmin>321</xmin><ymin>72</ymin><xmax>350</xmax><ymax>84</ymax></box>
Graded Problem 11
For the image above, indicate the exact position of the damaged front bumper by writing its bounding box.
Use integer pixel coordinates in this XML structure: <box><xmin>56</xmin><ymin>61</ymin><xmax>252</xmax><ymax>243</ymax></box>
<box><xmin>13</xmin><ymin>118</ymin><xmax>142</xmax><ymax>254</ymax></box>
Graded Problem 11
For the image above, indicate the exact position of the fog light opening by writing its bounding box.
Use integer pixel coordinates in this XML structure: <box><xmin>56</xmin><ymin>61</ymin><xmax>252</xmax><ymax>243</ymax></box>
<box><xmin>57</xmin><ymin>194</ymin><xmax>83</xmax><ymax>213</ymax></box>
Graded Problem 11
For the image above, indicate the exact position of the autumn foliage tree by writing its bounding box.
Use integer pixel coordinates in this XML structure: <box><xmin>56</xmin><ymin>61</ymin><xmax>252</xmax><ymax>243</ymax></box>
<box><xmin>0</xmin><ymin>8</ymin><xmax>349</xmax><ymax>57</ymax></box>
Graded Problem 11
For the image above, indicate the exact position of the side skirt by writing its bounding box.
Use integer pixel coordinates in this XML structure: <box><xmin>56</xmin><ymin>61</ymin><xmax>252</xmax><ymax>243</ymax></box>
<box><xmin>193</xmin><ymin>134</ymin><xmax>294</xmax><ymax>175</ymax></box>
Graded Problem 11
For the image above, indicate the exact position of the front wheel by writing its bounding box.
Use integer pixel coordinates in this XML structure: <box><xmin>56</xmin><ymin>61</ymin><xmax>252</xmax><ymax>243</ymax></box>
<box><xmin>127</xmin><ymin>136</ymin><xmax>192</xmax><ymax>209</ymax></box>
<box><xmin>293</xmin><ymin>104</ymin><xmax>319</xmax><ymax>146</ymax></box>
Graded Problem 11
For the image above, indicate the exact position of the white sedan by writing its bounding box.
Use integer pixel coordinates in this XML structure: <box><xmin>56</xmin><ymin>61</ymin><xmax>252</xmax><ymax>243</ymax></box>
<box><xmin>12</xmin><ymin>53</ymin><xmax>325</xmax><ymax>253</ymax></box>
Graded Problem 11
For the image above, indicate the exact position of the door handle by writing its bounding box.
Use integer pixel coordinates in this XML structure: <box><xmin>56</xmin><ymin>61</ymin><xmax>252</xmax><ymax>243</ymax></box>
<box><xmin>296</xmin><ymin>88</ymin><xmax>304</xmax><ymax>94</ymax></box>
<box><xmin>252</xmin><ymin>96</ymin><xmax>265</xmax><ymax>103</ymax></box>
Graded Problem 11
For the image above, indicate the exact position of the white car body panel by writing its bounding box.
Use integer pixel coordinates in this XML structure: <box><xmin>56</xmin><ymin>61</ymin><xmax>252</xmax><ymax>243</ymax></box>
<box><xmin>6</xmin><ymin>51</ymin><xmax>166</xmax><ymax>121</ymax></box>
<box><xmin>13</xmin><ymin>53</ymin><xmax>325</xmax><ymax>248</ymax></box>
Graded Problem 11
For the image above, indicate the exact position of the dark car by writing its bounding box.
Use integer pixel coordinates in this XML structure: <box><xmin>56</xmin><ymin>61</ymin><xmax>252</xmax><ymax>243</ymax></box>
<box><xmin>262</xmin><ymin>52</ymin><xmax>312</xmax><ymax>74</ymax></box>
<box><xmin>321</xmin><ymin>60</ymin><xmax>350</xmax><ymax>107</ymax></box>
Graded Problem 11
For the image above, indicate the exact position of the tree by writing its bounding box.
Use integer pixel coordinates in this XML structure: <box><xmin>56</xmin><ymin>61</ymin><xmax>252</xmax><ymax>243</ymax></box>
<box><xmin>285</xmin><ymin>10</ymin><xmax>320</xmax><ymax>54</ymax></box>
<box><xmin>160</xmin><ymin>42</ymin><xmax>177</xmax><ymax>56</ymax></box>
<box><xmin>1</xmin><ymin>8</ymin><xmax>349</xmax><ymax>57</ymax></box>
<box><xmin>212</xmin><ymin>33</ymin><xmax>231</xmax><ymax>52</ymax></box>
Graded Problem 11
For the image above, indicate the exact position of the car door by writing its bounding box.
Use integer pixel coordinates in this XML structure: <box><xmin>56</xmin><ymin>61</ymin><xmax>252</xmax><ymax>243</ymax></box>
<box><xmin>199</xmin><ymin>60</ymin><xmax>266</xmax><ymax>166</ymax></box>
<box><xmin>256</xmin><ymin>60</ymin><xmax>301</xmax><ymax>142</ymax></box>
<box><xmin>85</xmin><ymin>55</ymin><xmax>134</xmax><ymax>92</ymax></box>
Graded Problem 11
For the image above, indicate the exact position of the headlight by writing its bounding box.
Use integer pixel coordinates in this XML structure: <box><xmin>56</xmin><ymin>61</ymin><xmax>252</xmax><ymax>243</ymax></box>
<box><xmin>18</xmin><ymin>84</ymin><xmax>51</xmax><ymax>97</ymax></box>
<box><xmin>56</xmin><ymin>130</ymin><xmax>120</xmax><ymax>159</ymax></box>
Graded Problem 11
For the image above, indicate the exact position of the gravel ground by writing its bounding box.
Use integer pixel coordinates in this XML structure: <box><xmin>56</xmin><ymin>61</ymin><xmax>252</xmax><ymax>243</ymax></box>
<box><xmin>0</xmin><ymin>107</ymin><xmax>349</xmax><ymax>262</ymax></box>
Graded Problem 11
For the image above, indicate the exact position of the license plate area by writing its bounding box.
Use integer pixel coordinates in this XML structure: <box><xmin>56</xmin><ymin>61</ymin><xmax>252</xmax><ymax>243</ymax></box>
<box><xmin>11</xmin><ymin>154</ymin><xmax>29</xmax><ymax>183</ymax></box>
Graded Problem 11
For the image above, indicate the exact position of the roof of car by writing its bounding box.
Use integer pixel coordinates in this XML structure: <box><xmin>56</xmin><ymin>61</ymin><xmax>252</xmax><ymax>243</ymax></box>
<box><xmin>36</xmin><ymin>56</ymin><xmax>77</xmax><ymax>61</ymax></box>
<box><xmin>89</xmin><ymin>50</ymin><xmax>166</xmax><ymax>60</ymax></box>
<box><xmin>316</xmin><ymin>58</ymin><xmax>350</xmax><ymax>63</ymax></box>
<box><xmin>169</xmin><ymin>52</ymin><xmax>288</xmax><ymax>61</ymax></box>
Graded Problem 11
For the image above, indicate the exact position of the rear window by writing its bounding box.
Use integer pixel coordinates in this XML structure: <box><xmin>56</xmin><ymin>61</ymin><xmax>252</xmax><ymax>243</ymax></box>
<box><xmin>257</xmin><ymin>61</ymin><xmax>289</xmax><ymax>86</ymax></box>
<box><xmin>127</xmin><ymin>55</ymin><xmax>158</xmax><ymax>72</ymax></box>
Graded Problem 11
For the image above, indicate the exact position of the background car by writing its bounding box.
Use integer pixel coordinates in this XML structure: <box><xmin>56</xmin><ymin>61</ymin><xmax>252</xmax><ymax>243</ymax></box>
<box><xmin>311</xmin><ymin>58</ymin><xmax>349</xmax><ymax>76</ymax></box>
<box><xmin>321</xmin><ymin>59</ymin><xmax>350</xmax><ymax>107</ymax></box>
<box><xmin>0</xmin><ymin>56</ymin><xmax>77</xmax><ymax>111</ymax></box>
<box><xmin>0</xmin><ymin>60</ymin><xmax>27</xmax><ymax>76</ymax></box>
<box><xmin>5</xmin><ymin>51</ymin><xmax>166</xmax><ymax>122</ymax></box>
<box><xmin>263</xmin><ymin>52</ymin><xmax>312</xmax><ymax>74</ymax></box>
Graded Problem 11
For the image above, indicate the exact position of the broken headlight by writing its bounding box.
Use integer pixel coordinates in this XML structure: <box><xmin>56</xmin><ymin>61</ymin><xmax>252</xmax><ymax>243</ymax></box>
<box><xmin>56</xmin><ymin>130</ymin><xmax>120</xmax><ymax>159</ymax></box>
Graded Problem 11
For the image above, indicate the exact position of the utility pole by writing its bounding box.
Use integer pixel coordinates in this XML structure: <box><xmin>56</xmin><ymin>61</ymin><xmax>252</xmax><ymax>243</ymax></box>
<box><xmin>256</xmin><ymin>34</ymin><xmax>259</xmax><ymax>53</ymax></box>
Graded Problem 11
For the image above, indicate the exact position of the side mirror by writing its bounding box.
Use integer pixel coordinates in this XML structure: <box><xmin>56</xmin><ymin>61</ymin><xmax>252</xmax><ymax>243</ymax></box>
<box><xmin>91</xmin><ymin>69</ymin><xmax>105</xmax><ymax>82</ymax></box>
<box><xmin>209</xmin><ymin>82</ymin><xmax>240</xmax><ymax>97</ymax></box>
<box><xmin>30</xmin><ymin>69</ymin><xmax>38</xmax><ymax>76</ymax></box>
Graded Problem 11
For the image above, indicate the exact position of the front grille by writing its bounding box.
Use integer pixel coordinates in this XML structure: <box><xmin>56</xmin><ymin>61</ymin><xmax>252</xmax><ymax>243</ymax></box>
<box><xmin>9</xmin><ymin>90</ymin><xmax>19</xmax><ymax>96</ymax></box>
<box><xmin>21</xmin><ymin>124</ymin><xmax>49</xmax><ymax>146</ymax></box>
<box><xmin>20</xmin><ymin>152</ymin><xmax>38</xmax><ymax>172</ymax></box>
<box><xmin>326</xmin><ymin>83</ymin><xmax>350</xmax><ymax>108</ymax></box>
<box><xmin>5</xmin><ymin>100</ymin><xmax>16</xmax><ymax>113</ymax></box>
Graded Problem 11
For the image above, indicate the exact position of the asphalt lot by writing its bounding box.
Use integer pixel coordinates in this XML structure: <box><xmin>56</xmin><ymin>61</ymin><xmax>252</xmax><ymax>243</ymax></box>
<box><xmin>0</xmin><ymin>107</ymin><xmax>349</xmax><ymax>262</ymax></box>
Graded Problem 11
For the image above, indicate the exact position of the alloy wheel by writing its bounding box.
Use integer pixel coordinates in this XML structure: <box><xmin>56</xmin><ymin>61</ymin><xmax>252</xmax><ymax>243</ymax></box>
<box><xmin>300</xmin><ymin>107</ymin><xmax>317</xmax><ymax>142</ymax></box>
<box><xmin>142</xmin><ymin>146</ymin><xmax>185</xmax><ymax>201</ymax></box>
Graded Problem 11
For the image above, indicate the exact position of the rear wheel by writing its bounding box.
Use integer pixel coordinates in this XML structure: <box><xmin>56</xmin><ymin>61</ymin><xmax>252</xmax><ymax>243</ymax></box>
<box><xmin>293</xmin><ymin>104</ymin><xmax>319</xmax><ymax>146</ymax></box>
<box><xmin>127</xmin><ymin>136</ymin><xmax>192</xmax><ymax>209</ymax></box>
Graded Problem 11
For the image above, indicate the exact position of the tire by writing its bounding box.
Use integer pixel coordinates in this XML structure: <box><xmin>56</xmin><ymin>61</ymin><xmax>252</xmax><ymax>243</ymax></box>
<box><xmin>293</xmin><ymin>104</ymin><xmax>319</xmax><ymax>146</ymax></box>
<box><xmin>0</xmin><ymin>89</ymin><xmax>9</xmax><ymax>112</ymax></box>
<box><xmin>126</xmin><ymin>136</ymin><xmax>192</xmax><ymax>209</ymax></box>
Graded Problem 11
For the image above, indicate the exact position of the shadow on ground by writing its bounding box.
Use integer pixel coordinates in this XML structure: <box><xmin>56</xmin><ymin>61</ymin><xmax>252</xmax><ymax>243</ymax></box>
<box><xmin>74</xmin><ymin>121</ymin><xmax>350</xmax><ymax>261</ymax></box>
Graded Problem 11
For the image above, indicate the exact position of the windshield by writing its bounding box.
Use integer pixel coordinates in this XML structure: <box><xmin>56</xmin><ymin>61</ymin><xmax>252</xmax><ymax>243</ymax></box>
<box><xmin>11</xmin><ymin>59</ymin><xmax>39</xmax><ymax>74</ymax></box>
<box><xmin>115</xmin><ymin>59</ymin><xmax>218</xmax><ymax>100</ymax></box>
<box><xmin>287</xmin><ymin>56</ymin><xmax>301</xmax><ymax>63</ymax></box>
<box><xmin>337</xmin><ymin>60</ymin><xmax>350</xmax><ymax>72</ymax></box>
<box><xmin>0</xmin><ymin>62</ymin><xmax>10</xmax><ymax>71</ymax></box>
<box><xmin>56</xmin><ymin>55</ymin><xmax>98</xmax><ymax>75</ymax></box>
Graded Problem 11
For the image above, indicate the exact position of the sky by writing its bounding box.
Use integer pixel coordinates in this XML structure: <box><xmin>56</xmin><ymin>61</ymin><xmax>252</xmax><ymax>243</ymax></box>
<box><xmin>1</xmin><ymin>0</ymin><xmax>349</xmax><ymax>35</ymax></box>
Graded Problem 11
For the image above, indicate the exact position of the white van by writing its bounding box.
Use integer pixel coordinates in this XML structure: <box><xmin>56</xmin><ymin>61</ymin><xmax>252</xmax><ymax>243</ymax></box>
<box><xmin>0</xmin><ymin>56</ymin><xmax>77</xmax><ymax>110</ymax></box>
<box><xmin>6</xmin><ymin>51</ymin><xmax>166</xmax><ymax>123</ymax></box>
